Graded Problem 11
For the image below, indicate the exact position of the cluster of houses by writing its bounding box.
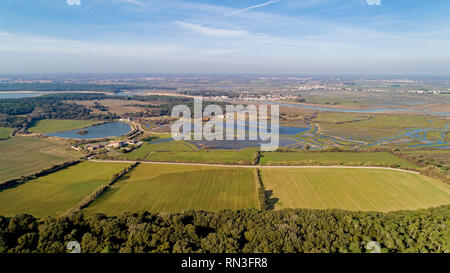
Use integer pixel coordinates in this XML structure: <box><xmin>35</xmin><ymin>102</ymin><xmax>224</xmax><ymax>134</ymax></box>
<box><xmin>208</xmin><ymin>93</ymin><xmax>300</xmax><ymax>102</ymax></box>
<box><xmin>72</xmin><ymin>139</ymin><xmax>142</xmax><ymax>152</ymax></box>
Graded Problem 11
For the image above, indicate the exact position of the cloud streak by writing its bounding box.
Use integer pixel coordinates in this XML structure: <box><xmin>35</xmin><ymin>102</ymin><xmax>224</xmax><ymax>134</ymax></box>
<box><xmin>226</xmin><ymin>0</ymin><xmax>279</xmax><ymax>16</ymax></box>
<box><xmin>366</xmin><ymin>0</ymin><xmax>381</xmax><ymax>6</ymax></box>
<box><xmin>175</xmin><ymin>21</ymin><xmax>248</xmax><ymax>37</ymax></box>
<box><xmin>119</xmin><ymin>0</ymin><xmax>146</xmax><ymax>7</ymax></box>
<box><xmin>0</xmin><ymin>31</ymin><xmax>179</xmax><ymax>57</ymax></box>
<box><xmin>66</xmin><ymin>0</ymin><xmax>81</xmax><ymax>6</ymax></box>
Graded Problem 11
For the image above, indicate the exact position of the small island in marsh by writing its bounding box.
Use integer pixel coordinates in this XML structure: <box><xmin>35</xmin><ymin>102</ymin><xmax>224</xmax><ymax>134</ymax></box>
<box><xmin>76</xmin><ymin>129</ymin><xmax>88</xmax><ymax>135</ymax></box>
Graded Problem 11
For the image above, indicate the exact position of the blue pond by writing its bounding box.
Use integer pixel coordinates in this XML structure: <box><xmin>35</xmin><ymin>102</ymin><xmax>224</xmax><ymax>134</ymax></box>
<box><xmin>149</xmin><ymin>138</ymin><xmax>173</xmax><ymax>144</ymax></box>
<box><xmin>279</xmin><ymin>125</ymin><xmax>310</xmax><ymax>135</ymax></box>
<box><xmin>233</xmin><ymin>120</ymin><xmax>309</xmax><ymax>136</ymax></box>
<box><xmin>47</xmin><ymin>122</ymin><xmax>131</xmax><ymax>139</ymax></box>
<box><xmin>176</xmin><ymin>121</ymin><xmax>309</xmax><ymax>149</ymax></box>
<box><xmin>189</xmin><ymin>138</ymin><xmax>298</xmax><ymax>150</ymax></box>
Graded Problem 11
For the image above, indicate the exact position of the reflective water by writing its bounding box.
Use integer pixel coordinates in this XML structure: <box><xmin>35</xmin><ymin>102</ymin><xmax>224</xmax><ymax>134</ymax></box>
<box><xmin>47</xmin><ymin>122</ymin><xmax>131</xmax><ymax>139</ymax></box>
<box><xmin>189</xmin><ymin>138</ymin><xmax>298</xmax><ymax>150</ymax></box>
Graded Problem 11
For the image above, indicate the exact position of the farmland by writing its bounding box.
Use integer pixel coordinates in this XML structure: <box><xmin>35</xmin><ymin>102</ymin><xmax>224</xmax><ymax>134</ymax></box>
<box><xmin>28</xmin><ymin>119</ymin><xmax>101</xmax><ymax>133</ymax></box>
<box><xmin>0</xmin><ymin>161</ymin><xmax>130</xmax><ymax>217</ymax></box>
<box><xmin>260</xmin><ymin>168</ymin><xmax>450</xmax><ymax>212</ymax></box>
<box><xmin>0</xmin><ymin>137</ymin><xmax>82</xmax><ymax>183</ymax></box>
<box><xmin>0</xmin><ymin>127</ymin><xmax>12</xmax><ymax>140</ymax></box>
<box><xmin>107</xmin><ymin>140</ymin><xmax>197</xmax><ymax>160</ymax></box>
<box><xmin>84</xmin><ymin>164</ymin><xmax>258</xmax><ymax>215</ymax></box>
<box><xmin>147</xmin><ymin>148</ymin><xmax>257</xmax><ymax>165</ymax></box>
<box><xmin>72</xmin><ymin>99</ymin><xmax>165</xmax><ymax>115</ymax></box>
<box><xmin>260</xmin><ymin>152</ymin><xmax>417</xmax><ymax>168</ymax></box>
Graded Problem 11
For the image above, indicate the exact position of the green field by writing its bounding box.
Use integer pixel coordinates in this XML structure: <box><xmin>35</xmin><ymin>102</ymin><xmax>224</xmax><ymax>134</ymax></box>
<box><xmin>29</xmin><ymin>119</ymin><xmax>101</xmax><ymax>133</ymax></box>
<box><xmin>85</xmin><ymin>164</ymin><xmax>258</xmax><ymax>215</ymax></box>
<box><xmin>260</xmin><ymin>168</ymin><xmax>450</xmax><ymax>212</ymax></box>
<box><xmin>0</xmin><ymin>161</ymin><xmax>130</xmax><ymax>217</ymax></box>
<box><xmin>260</xmin><ymin>152</ymin><xmax>416</xmax><ymax>168</ymax></box>
<box><xmin>314</xmin><ymin>113</ymin><xmax>448</xmax><ymax>142</ymax></box>
<box><xmin>0</xmin><ymin>137</ymin><xmax>82</xmax><ymax>183</ymax></box>
<box><xmin>110</xmin><ymin>140</ymin><xmax>197</xmax><ymax>160</ymax></box>
<box><xmin>147</xmin><ymin>148</ymin><xmax>257</xmax><ymax>165</ymax></box>
<box><xmin>0</xmin><ymin>127</ymin><xmax>13</xmax><ymax>140</ymax></box>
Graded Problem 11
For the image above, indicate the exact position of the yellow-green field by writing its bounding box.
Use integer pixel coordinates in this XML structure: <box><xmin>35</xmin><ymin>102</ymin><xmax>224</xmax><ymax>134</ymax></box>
<box><xmin>109</xmin><ymin>140</ymin><xmax>197</xmax><ymax>160</ymax></box>
<box><xmin>0</xmin><ymin>127</ymin><xmax>13</xmax><ymax>140</ymax></box>
<box><xmin>0</xmin><ymin>161</ymin><xmax>130</xmax><ymax>217</ymax></box>
<box><xmin>260</xmin><ymin>152</ymin><xmax>416</xmax><ymax>168</ymax></box>
<box><xmin>0</xmin><ymin>137</ymin><xmax>82</xmax><ymax>183</ymax></box>
<box><xmin>85</xmin><ymin>164</ymin><xmax>258</xmax><ymax>215</ymax></box>
<box><xmin>28</xmin><ymin>119</ymin><xmax>101</xmax><ymax>133</ymax></box>
<box><xmin>260</xmin><ymin>168</ymin><xmax>450</xmax><ymax>212</ymax></box>
<box><xmin>147</xmin><ymin>149</ymin><xmax>257</xmax><ymax>165</ymax></box>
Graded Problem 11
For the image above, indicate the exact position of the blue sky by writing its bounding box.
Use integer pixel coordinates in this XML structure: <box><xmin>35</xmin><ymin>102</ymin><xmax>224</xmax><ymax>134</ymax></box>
<box><xmin>1</xmin><ymin>0</ymin><xmax>450</xmax><ymax>74</ymax></box>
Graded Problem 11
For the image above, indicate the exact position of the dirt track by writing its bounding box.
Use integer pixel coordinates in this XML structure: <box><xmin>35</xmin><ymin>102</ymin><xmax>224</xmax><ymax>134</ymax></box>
<box><xmin>88</xmin><ymin>159</ymin><xmax>420</xmax><ymax>174</ymax></box>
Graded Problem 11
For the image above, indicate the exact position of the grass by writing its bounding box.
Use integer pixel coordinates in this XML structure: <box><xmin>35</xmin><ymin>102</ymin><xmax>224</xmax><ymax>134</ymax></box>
<box><xmin>314</xmin><ymin>113</ymin><xmax>448</xmax><ymax>142</ymax></box>
<box><xmin>73</xmin><ymin>99</ymin><xmax>166</xmax><ymax>116</ymax></box>
<box><xmin>260</xmin><ymin>168</ymin><xmax>450</xmax><ymax>212</ymax></box>
<box><xmin>260</xmin><ymin>152</ymin><xmax>417</xmax><ymax>168</ymax></box>
<box><xmin>0</xmin><ymin>137</ymin><xmax>82</xmax><ymax>183</ymax></box>
<box><xmin>147</xmin><ymin>148</ymin><xmax>257</xmax><ymax>165</ymax></box>
<box><xmin>28</xmin><ymin>119</ymin><xmax>102</xmax><ymax>133</ymax></box>
<box><xmin>0</xmin><ymin>127</ymin><xmax>13</xmax><ymax>140</ymax></box>
<box><xmin>107</xmin><ymin>140</ymin><xmax>197</xmax><ymax>160</ymax></box>
<box><xmin>84</xmin><ymin>164</ymin><xmax>258</xmax><ymax>215</ymax></box>
<box><xmin>0</xmin><ymin>161</ymin><xmax>130</xmax><ymax>217</ymax></box>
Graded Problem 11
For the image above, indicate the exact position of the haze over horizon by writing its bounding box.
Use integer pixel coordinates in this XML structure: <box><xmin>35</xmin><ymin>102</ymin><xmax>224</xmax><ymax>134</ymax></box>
<box><xmin>1</xmin><ymin>0</ymin><xmax>450</xmax><ymax>74</ymax></box>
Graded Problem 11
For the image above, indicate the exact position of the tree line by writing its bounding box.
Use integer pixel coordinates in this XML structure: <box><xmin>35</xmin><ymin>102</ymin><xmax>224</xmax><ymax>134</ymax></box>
<box><xmin>0</xmin><ymin>93</ymin><xmax>220</xmax><ymax>129</ymax></box>
<box><xmin>63</xmin><ymin>162</ymin><xmax>140</xmax><ymax>216</ymax></box>
<box><xmin>0</xmin><ymin>205</ymin><xmax>447</xmax><ymax>253</ymax></box>
<box><xmin>0</xmin><ymin>160</ymin><xmax>82</xmax><ymax>191</ymax></box>
<box><xmin>0</xmin><ymin>94</ymin><xmax>120</xmax><ymax>129</ymax></box>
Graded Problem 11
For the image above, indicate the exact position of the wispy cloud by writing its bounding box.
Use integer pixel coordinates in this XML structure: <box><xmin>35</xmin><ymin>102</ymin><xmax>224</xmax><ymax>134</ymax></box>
<box><xmin>119</xmin><ymin>0</ymin><xmax>146</xmax><ymax>7</ymax></box>
<box><xmin>366</xmin><ymin>0</ymin><xmax>381</xmax><ymax>6</ymax></box>
<box><xmin>175</xmin><ymin>21</ymin><xmax>248</xmax><ymax>37</ymax></box>
<box><xmin>0</xmin><ymin>31</ymin><xmax>178</xmax><ymax>57</ymax></box>
<box><xmin>226</xmin><ymin>0</ymin><xmax>279</xmax><ymax>16</ymax></box>
<box><xmin>66</xmin><ymin>0</ymin><xmax>81</xmax><ymax>6</ymax></box>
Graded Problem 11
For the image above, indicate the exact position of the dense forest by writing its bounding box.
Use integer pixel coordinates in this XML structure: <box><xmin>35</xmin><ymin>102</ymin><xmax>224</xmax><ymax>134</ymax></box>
<box><xmin>123</xmin><ymin>95</ymin><xmax>228</xmax><ymax>118</ymax></box>
<box><xmin>0</xmin><ymin>94</ymin><xmax>120</xmax><ymax>128</ymax></box>
<box><xmin>0</xmin><ymin>92</ymin><xmax>228</xmax><ymax>129</ymax></box>
<box><xmin>0</xmin><ymin>205</ymin><xmax>448</xmax><ymax>253</ymax></box>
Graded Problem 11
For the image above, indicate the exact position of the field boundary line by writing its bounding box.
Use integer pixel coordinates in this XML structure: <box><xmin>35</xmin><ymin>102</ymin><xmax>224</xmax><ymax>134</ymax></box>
<box><xmin>60</xmin><ymin>162</ymin><xmax>139</xmax><ymax>217</ymax></box>
<box><xmin>88</xmin><ymin>159</ymin><xmax>420</xmax><ymax>174</ymax></box>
